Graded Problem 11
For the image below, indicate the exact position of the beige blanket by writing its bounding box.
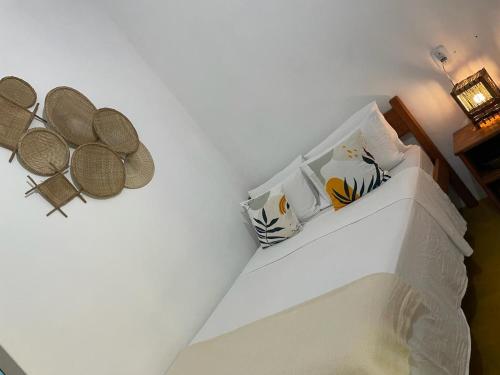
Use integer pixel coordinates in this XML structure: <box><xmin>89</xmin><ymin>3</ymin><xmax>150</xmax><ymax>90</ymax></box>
<box><xmin>168</xmin><ymin>273</ymin><xmax>424</xmax><ymax>375</ymax></box>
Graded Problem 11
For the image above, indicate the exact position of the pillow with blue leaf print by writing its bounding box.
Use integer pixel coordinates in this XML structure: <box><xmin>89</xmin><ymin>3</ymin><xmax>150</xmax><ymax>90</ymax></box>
<box><xmin>241</xmin><ymin>187</ymin><xmax>301</xmax><ymax>249</ymax></box>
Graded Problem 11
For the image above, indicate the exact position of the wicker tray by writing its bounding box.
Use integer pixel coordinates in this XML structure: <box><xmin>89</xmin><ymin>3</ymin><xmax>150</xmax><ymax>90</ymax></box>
<box><xmin>26</xmin><ymin>168</ymin><xmax>86</xmax><ymax>218</ymax></box>
<box><xmin>18</xmin><ymin>128</ymin><xmax>70</xmax><ymax>176</ymax></box>
<box><xmin>0</xmin><ymin>76</ymin><xmax>37</xmax><ymax>108</ymax></box>
<box><xmin>0</xmin><ymin>96</ymin><xmax>39</xmax><ymax>162</ymax></box>
<box><xmin>44</xmin><ymin>86</ymin><xmax>97</xmax><ymax>147</ymax></box>
<box><xmin>124</xmin><ymin>142</ymin><xmax>155</xmax><ymax>188</ymax></box>
<box><xmin>93</xmin><ymin>108</ymin><xmax>139</xmax><ymax>155</ymax></box>
<box><xmin>71</xmin><ymin>143</ymin><xmax>125</xmax><ymax>198</ymax></box>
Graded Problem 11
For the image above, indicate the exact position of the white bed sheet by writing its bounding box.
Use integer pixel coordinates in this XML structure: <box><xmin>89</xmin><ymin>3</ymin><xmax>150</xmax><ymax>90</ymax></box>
<box><xmin>192</xmin><ymin>164</ymin><xmax>470</xmax><ymax>374</ymax></box>
<box><xmin>391</xmin><ymin>144</ymin><xmax>433</xmax><ymax>176</ymax></box>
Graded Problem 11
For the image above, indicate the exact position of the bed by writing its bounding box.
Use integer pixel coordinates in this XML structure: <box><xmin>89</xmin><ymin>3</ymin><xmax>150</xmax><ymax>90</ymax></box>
<box><xmin>169</xmin><ymin>97</ymin><xmax>476</xmax><ymax>375</ymax></box>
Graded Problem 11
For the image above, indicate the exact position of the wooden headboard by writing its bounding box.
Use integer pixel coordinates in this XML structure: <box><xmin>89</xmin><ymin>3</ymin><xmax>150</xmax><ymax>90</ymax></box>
<box><xmin>383</xmin><ymin>96</ymin><xmax>477</xmax><ymax>208</ymax></box>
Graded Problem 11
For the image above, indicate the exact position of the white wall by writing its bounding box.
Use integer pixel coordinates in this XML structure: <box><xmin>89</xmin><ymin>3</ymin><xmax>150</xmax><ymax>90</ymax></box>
<box><xmin>0</xmin><ymin>1</ymin><xmax>255</xmax><ymax>374</ymax></box>
<box><xmin>99</xmin><ymin>0</ymin><xmax>500</xmax><ymax>197</ymax></box>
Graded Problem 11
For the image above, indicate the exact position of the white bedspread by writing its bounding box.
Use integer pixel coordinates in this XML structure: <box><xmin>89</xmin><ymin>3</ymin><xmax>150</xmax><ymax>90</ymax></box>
<box><xmin>192</xmin><ymin>167</ymin><xmax>472</xmax><ymax>374</ymax></box>
<box><xmin>391</xmin><ymin>144</ymin><xmax>433</xmax><ymax>176</ymax></box>
<box><xmin>245</xmin><ymin>166</ymin><xmax>470</xmax><ymax>273</ymax></box>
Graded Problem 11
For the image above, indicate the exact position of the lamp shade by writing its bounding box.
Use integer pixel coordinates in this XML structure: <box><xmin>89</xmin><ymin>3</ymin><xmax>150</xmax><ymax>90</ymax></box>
<box><xmin>451</xmin><ymin>68</ymin><xmax>500</xmax><ymax>127</ymax></box>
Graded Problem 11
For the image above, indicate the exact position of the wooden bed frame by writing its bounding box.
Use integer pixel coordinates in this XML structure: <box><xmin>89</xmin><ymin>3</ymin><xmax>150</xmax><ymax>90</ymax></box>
<box><xmin>383</xmin><ymin>96</ymin><xmax>478</xmax><ymax>208</ymax></box>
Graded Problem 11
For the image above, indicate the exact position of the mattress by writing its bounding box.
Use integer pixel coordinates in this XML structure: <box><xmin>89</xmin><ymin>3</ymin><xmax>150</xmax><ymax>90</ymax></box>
<box><xmin>192</xmin><ymin>166</ymin><xmax>471</xmax><ymax>374</ymax></box>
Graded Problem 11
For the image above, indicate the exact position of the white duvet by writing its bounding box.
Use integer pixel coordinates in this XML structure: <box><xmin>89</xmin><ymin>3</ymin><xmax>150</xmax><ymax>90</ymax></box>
<box><xmin>192</xmin><ymin>165</ymin><xmax>472</xmax><ymax>374</ymax></box>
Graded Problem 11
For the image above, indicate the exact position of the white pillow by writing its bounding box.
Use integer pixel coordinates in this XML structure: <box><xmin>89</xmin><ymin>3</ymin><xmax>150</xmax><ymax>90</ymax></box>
<box><xmin>280</xmin><ymin>169</ymin><xmax>320</xmax><ymax>221</ymax></box>
<box><xmin>249</xmin><ymin>155</ymin><xmax>304</xmax><ymax>198</ymax></box>
<box><xmin>249</xmin><ymin>156</ymin><xmax>319</xmax><ymax>222</ymax></box>
<box><xmin>305</xmin><ymin>102</ymin><xmax>375</xmax><ymax>160</ymax></box>
<box><xmin>360</xmin><ymin>105</ymin><xmax>406</xmax><ymax>170</ymax></box>
<box><xmin>304</xmin><ymin>102</ymin><xmax>407</xmax><ymax>170</ymax></box>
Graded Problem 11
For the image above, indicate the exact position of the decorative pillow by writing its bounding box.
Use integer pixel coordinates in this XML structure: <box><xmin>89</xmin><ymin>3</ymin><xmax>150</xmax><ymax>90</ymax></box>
<box><xmin>242</xmin><ymin>189</ymin><xmax>301</xmax><ymax>248</ymax></box>
<box><xmin>248</xmin><ymin>155</ymin><xmax>304</xmax><ymax>198</ymax></box>
<box><xmin>302</xmin><ymin>130</ymin><xmax>390</xmax><ymax>210</ymax></box>
<box><xmin>249</xmin><ymin>168</ymin><xmax>319</xmax><ymax>222</ymax></box>
<box><xmin>304</xmin><ymin>101</ymin><xmax>407</xmax><ymax>170</ymax></box>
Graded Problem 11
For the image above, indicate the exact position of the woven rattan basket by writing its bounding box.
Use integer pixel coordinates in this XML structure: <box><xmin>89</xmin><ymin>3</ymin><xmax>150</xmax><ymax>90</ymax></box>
<box><xmin>18</xmin><ymin>128</ymin><xmax>70</xmax><ymax>176</ymax></box>
<box><xmin>93</xmin><ymin>108</ymin><xmax>139</xmax><ymax>155</ymax></box>
<box><xmin>124</xmin><ymin>142</ymin><xmax>154</xmax><ymax>189</ymax></box>
<box><xmin>0</xmin><ymin>76</ymin><xmax>37</xmax><ymax>108</ymax></box>
<box><xmin>71</xmin><ymin>143</ymin><xmax>125</xmax><ymax>198</ymax></box>
<box><xmin>44</xmin><ymin>87</ymin><xmax>98</xmax><ymax>147</ymax></box>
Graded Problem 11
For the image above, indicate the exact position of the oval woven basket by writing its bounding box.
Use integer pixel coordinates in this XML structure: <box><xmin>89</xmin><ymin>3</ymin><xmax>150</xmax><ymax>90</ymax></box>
<box><xmin>18</xmin><ymin>128</ymin><xmax>70</xmax><ymax>176</ymax></box>
<box><xmin>93</xmin><ymin>108</ymin><xmax>139</xmax><ymax>155</ymax></box>
<box><xmin>71</xmin><ymin>143</ymin><xmax>125</xmax><ymax>198</ymax></box>
<box><xmin>0</xmin><ymin>76</ymin><xmax>37</xmax><ymax>108</ymax></box>
<box><xmin>44</xmin><ymin>86</ymin><xmax>98</xmax><ymax>147</ymax></box>
<box><xmin>124</xmin><ymin>142</ymin><xmax>155</xmax><ymax>189</ymax></box>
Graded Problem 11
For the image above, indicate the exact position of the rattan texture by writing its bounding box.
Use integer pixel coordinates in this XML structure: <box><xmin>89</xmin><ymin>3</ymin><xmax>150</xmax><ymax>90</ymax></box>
<box><xmin>37</xmin><ymin>173</ymin><xmax>79</xmax><ymax>208</ymax></box>
<box><xmin>0</xmin><ymin>96</ymin><xmax>33</xmax><ymax>151</ymax></box>
<box><xmin>93</xmin><ymin>108</ymin><xmax>139</xmax><ymax>155</ymax></box>
<box><xmin>18</xmin><ymin>128</ymin><xmax>70</xmax><ymax>176</ymax></box>
<box><xmin>0</xmin><ymin>76</ymin><xmax>37</xmax><ymax>108</ymax></box>
<box><xmin>44</xmin><ymin>86</ymin><xmax>97</xmax><ymax>147</ymax></box>
<box><xmin>124</xmin><ymin>142</ymin><xmax>155</xmax><ymax>189</ymax></box>
<box><xmin>71</xmin><ymin>143</ymin><xmax>125</xmax><ymax>198</ymax></box>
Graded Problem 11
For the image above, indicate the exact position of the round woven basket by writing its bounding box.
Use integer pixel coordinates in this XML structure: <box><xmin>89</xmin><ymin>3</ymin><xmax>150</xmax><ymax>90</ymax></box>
<box><xmin>124</xmin><ymin>142</ymin><xmax>155</xmax><ymax>189</ymax></box>
<box><xmin>71</xmin><ymin>143</ymin><xmax>125</xmax><ymax>198</ymax></box>
<box><xmin>18</xmin><ymin>128</ymin><xmax>70</xmax><ymax>176</ymax></box>
<box><xmin>44</xmin><ymin>87</ymin><xmax>98</xmax><ymax>147</ymax></box>
<box><xmin>0</xmin><ymin>76</ymin><xmax>37</xmax><ymax>108</ymax></box>
<box><xmin>93</xmin><ymin>108</ymin><xmax>139</xmax><ymax>155</ymax></box>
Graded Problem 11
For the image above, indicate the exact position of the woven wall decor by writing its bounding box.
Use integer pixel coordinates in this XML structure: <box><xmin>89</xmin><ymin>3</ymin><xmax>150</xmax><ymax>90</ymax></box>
<box><xmin>0</xmin><ymin>96</ymin><xmax>39</xmax><ymax>162</ymax></box>
<box><xmin>44</xmin><ymin>86</ymin><xmax>97</xmax><ymax>146</ymax></box>
<box><xmin>0</xmin><ymin>76</ymin><xmax>37</xmax><ymax>108</ymax></box>
<box><xmin>25</xmin><ymin>167</ymin><xmax>87</xmax><ymax>217</ymax></box>
<box><xmin>0</xmin><ymin>77</ymin><xmax>156</xmax><ymax>217</ymax></box>
<box><xmin>93</xmin><ymin>108</ymin><xmax>139</xmax><ymax>155</ymax></box>
<box><xmin>17</xmin><ymin>128</ymin><xmax>70</xmax><ymax>176</ymax></box>
<box><xmin>124</xmin><ymin>142</ymin><xmax>155</xmax><ymax>189</ymax></box>
<box><xmin>71</xmin><ymin>143</ymin><xmax>125</xmax><ymax>198</ymax></box>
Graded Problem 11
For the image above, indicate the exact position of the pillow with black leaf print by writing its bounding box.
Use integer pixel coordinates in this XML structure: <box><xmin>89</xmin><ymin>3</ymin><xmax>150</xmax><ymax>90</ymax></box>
<box><xmin>302</xmin><ymin>129</ymin><xmax>391</xmax><ymax>211</ymax></box>
<box><xmin>241</xmin><ymin>188</ymin><xmax>302</xmax><ymax>249</ymax></box>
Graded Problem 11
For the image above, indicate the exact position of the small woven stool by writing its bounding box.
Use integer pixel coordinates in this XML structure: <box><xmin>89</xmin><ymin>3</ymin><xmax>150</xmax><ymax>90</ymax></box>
<box><xmin>25</xmin><ymin>164</ymin><xmax>87</xmax><ymax>218</ymax></box>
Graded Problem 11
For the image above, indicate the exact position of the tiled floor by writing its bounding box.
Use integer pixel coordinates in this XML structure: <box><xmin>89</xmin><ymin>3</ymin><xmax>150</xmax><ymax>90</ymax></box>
<box><xmin>461</xmin><ymin>199</ymin><xmax>500</xmax><ymax>375</ymax></box>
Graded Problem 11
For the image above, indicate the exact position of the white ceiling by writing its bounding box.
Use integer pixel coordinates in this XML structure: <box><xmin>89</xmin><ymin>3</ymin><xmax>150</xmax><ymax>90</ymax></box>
<box><xmin>99</xmin><ymin>0</ymin><xmax>499</xmax><ymax>195</ymax></box>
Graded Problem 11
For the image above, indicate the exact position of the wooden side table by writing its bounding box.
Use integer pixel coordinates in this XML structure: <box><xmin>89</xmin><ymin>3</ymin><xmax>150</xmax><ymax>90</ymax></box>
<box><xmin>453</xmin><ymin>119</ymin><xmax>500</xmax><ymax>209</ymax></box>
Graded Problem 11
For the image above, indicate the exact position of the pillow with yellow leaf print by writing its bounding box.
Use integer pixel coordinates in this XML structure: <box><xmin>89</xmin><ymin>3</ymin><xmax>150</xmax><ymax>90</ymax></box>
<box><xmin>302</xmin><ymin>129</ymin><xmax>390</xmax><ymax>210</ymax></box>
<box><xmin>241</xmin><ymin>188</ymin><xmax>301</xmax><ymax>249</ymax></box>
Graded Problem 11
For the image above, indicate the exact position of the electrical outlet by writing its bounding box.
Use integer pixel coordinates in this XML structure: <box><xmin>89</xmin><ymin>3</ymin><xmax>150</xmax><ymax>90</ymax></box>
<box><xmin>431</xmin><ymin>45</ymin><xmax>451</xmax><ymax>67</ymax></box>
